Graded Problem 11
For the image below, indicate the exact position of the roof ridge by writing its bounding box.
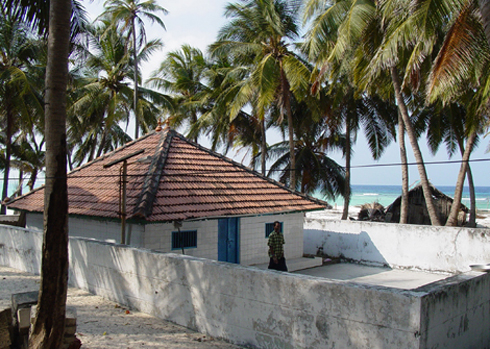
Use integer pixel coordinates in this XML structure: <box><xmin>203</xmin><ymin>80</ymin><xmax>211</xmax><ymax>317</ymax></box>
<box><xmin>131</xmin><ymin>130</ymin><xmax>174</xmax><ymax>219</ymax></box>
<box><xmin>171</xmin><ymin>132</ymin><xmax>329</xmax><ymax>208</ymax></box>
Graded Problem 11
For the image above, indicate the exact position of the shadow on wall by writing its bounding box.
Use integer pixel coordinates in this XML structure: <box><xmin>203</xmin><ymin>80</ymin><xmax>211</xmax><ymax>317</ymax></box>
<box><xmin>0</xmin><ymin>227</ymin><xmax>43</xmax><ymax>275</ymax></box>
<box><xmin>304</xmin><ymin>229</ymin><xmax>389</xmax><ymax>268</ymax></box>
<box><xmin>69</xmin><ymin>238</ymin><xmax>134</xmax><ymax>307</ymax></box>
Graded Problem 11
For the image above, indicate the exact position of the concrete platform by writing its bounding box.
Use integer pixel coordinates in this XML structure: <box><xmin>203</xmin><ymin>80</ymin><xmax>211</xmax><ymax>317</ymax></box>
<box><xmin>252</xmin><ymin>256</ymin><xmax>323</xmax><ymax>272</ymax></box>
<box><xmin>293</xmin><ymin>263</ymin><xmax>453</xmax><ymax>289</ymax></box>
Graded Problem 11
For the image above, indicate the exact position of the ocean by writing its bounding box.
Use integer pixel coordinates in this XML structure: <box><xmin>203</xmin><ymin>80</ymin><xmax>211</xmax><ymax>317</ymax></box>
<box><xmin>316</xmin><ymin>184</ymin><xmax>490</xmax><ymax>211</ymax></box>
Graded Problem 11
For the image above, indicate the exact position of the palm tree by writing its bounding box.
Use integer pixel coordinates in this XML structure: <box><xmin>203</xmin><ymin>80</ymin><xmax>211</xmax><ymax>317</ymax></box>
<box><xmin>69</xmin><ymin>20</ymin><xmax>134</xmax><ymax>161</ymax></box>
<box><xmin>68</xmin><ymin>19</ymin><xmax>168</xmax><ymax>166</ymax></box>
<box><xmin>304</xmin><ymin>0</ymin><xmax>403</xmax><ymax>220</ymax></box>
<box><xmin>8</xmin><ymin>132</ymin><xmax>45</xmax><ymax>197</ymax></box>
<box><xmin>267</xmin><ymin>97</ymin><xmax>346</xmax><ymax>199</ymax></box>
<box><xmin>0</xmin><ymin>5</ymin><xmax>42</xmax><ymax>213</ymax></box>
<box><xmin>5</xmin><ymin>0</ymin><xmax>87</xmax><ymax>347</ymax></box>
<box><xmin>148</xmin><ymin>44</ymin><xmax>209</xmax><ymax>142</ymax></box>
<box><xmin>411</xmin><ymin>0</ymin><xmax>489</xmax><ymax>225</ymax></box>
<box><xmin>187</xmin><ymin>55</ymin><xmax>268</xmax><ymax>168</ymax></box>
<box><xmin>481</xmin><ymin>1</ymin><xmax>490</xmax><ymax>47</ymax></box>
<box><xmin>333</xmin><ymin>87</ymin><xmax>396</xmax><ymax>219</ymax></box>
<box><xmin>304</xmin><ymin>0</ymin><xmax>446</xmax><ymax>224</ymax></box>
<box><xmin>5</xmin><ymin>0</ymin><xmax>88</xmax><ymax>39</ymax></box>
<box><xmin>194</xmin><ymin>53</ymin><xmax>274</xmax><ymax>174</ymax></box>
<box><xmin>27</xmin><ymin>0</ymin><xmax>72</xmax><ymax>347</ymax></box>
<box><xmin>211</xmin><ymin>0</ymin><xmax>310</xmax><ymax>189</ymax></box>
<box><xmin>422</xmin><ymin>102</ymin><xmax>481</xmax><ymax>226</ymax></box>
<box><xmin>102</xmin><ymin>0</ymin><xmax>167</xmax><ymax>139</ymax></box>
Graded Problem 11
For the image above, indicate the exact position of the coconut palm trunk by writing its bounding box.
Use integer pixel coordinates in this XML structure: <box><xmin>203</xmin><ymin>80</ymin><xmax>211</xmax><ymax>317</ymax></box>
<box><xmin>341</xmin><ymin>118</ymin><xmax>351</xmax><ymax>220</ymax></box>
<box><xmin>398</xmin><ymin>112</ymin><xmax>409</xmax><ymax>224</ymax></box>
<box><xmin>281</xmin><ymin>68</ymin><xmax>296</xmax><ymax>190</ymax></box>
<box><xmin>446</xmin><ymin>130</ymin><xmax>477</xmax><ymax>226</ymax></box>
<box><xmin>391</xmin><ymin>67</ymin><xmax>441</xmax><ymax>225</ymax></box>
<box><xmin>456</xmin><ymin>136</ymin><xmax>477</xmax><ymax>227</ymax></box>
<box><xmin>286</xmin><ymin>96</ymin><xmax>295</xmax><ymax>189</ymax></box>
<box><xmin>0</xmin><ymin>107</ymin><xmax>12</xmax><ymax>214</ymax></box>
<box><xmin>132</xmin><ymin>17</ymin><xmax>139</xmax><ymax>139</ymax></box>
<box><xmin>96</xmin><ymin>127</ymin><xmax>109</xmax><ymax>158</ymax></box>
<box><xmin>260</xmin><ymin>116</ymin><xmax>267</xmax><ymax>175</ymax></box>
<box><xmin>28</xmin><ymin>0</ymin><xmax>71</xmax><ymax>347</ymax></box>
<box><xmin>465</xmin><ymin>165</ymin><xmax>476</xmax><ymax>227</ymax></box>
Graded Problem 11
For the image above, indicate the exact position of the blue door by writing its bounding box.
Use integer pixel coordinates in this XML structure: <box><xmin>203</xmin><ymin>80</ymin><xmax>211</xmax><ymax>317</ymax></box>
<box><xmin>218</xmin><ymin>217</ymin><xmax>239</xmax><ymax>263</ymax></box>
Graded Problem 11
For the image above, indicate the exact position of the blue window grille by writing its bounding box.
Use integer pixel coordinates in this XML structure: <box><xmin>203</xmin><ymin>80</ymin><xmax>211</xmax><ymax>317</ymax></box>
<box><xmin>265</xmin><ymin>222</ymin><xmax>282</xmax><ymax>238</ymax></box>
<box><xmin>172</xmin><ymin>230</ymin><xmax>197</xmax><ymax>250</ymax></box>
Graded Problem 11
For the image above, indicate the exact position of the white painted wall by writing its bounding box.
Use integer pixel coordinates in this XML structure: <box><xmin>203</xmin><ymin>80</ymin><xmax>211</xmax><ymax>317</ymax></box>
<box><xmin>240</xmin><ymin>212</ymin><xmax>304</xmax><ymax>265</ymax></box>
<box><xmin>2</xmin><ymin>225</ymin><xmax>490</xmax><ymax>349</ymax></box>
<box><xmin>21</xmin><ymin>211</ymin><xmax>304</xmax><ymax>266</ymax></box>
<box><xmin>26</xmin><ymin>213</ymin><xmax>145</xmax><ymax>246</ymax></box>
<box><xmin>144</xmin><ymin>219</ymin><xmax>217</xmax><ymax>259</ymax></box>
<box><xmin>138</xmin><ymin>212</ymin><xmax>304</xmax><ymax>266</ymax></box>
<box><xmin>304</xmin><ymin>218</ymin><xmax>490</xmax><ymax>273</ymax></box>
<box><xmin>25</xmin><ymin>213</ymin><xmax>42</xmax><ymax>232</ymax></box>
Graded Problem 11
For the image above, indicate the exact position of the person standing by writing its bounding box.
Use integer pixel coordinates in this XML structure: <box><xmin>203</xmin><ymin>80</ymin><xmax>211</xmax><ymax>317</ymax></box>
<box><xmin>268</xmin><ymin>221</ymin><xmax>288</xmax><ymax>271</ymax></box>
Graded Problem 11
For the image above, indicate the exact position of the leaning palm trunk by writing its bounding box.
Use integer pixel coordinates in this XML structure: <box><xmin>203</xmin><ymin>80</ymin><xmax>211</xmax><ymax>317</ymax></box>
<box><xmin>398</xmin><ymin>112</ymin><xmax>409</xmax><ymax>224</ymax></box>
<box><xmin>96</xmin><ymin>126</ymin><xmax>109</xmax><ymax>158</ymax></box>
<box><xmin>446</xmin><ymin>130</ymin><xmax>477</xmax><ymax>226</ymax></box>
<box><xmin>390</xmin><ymin>67</ymin><xmax>441</xmax><ymax>225</ymax></box>
<box><xmin>27</xmin><ymin>168</ymin><xmax>38</xmax><ymax>191</ymax></box>
<box><xmin>458</xmin><ymin>137</ymin><xmax>477</xmax><ymax>227</ymax></box>
<box><xmin>479</xmin><ymin>0</ymin><xmax>490</xmax><ymax>48</ymax></box>
<box><xmin>28</xmin><ymin>0</ymin><xmax>71</xmax><ymax>347</ymax></box>
<box><xmin>12</xmin><ymin>171</ymin><xmax>24</xmax><ymax>198</ymax></box>
<box><xmin>465</xmin><ymin>165</ymin><xmax>477</xmax><ymax>227</ymax></box>
<box><xmin>341</xmin><ymin>119</ymin><xmax>351</xmax><ymax>220</ymax></box>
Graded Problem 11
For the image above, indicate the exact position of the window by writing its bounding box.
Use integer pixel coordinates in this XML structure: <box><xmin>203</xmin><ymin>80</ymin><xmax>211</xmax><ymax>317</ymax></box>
<box><xmin>172</xmin><ymin>230</ymin><xmax>197</xmax><ymax>250</ymax></box>
<box><xmin>265</xmin><ymin>222</ymin><xmax>282</xmax><ymax>238</ymax></box>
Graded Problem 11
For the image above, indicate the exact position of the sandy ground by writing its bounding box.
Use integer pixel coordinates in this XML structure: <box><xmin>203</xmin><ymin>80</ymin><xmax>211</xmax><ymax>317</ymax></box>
<box><xmin>0</xmin><ymin>266</ymin><xmax>243</xmax><ymax>349</ymax></box>
<box><xmin>305</xmin><ymin>206</ymin><xmax>490</xmax><ymax>228</ymax></box>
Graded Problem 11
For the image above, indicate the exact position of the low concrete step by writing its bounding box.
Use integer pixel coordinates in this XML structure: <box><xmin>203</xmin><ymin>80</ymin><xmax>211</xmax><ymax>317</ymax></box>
<box><xmin>253</xmin><ymin>256</ymin><xmax>322</xmax><ymax>272</ymax></box>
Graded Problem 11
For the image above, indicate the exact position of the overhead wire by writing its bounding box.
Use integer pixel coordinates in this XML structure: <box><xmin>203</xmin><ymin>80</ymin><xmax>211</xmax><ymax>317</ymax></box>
<box><xmin>1</xmin><ymin>157</ymin><xmax>489</xmax><ymax>182</ymax></box>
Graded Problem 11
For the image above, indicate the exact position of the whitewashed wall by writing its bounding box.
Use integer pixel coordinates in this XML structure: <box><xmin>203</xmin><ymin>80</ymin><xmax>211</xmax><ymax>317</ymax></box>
<box><xmin>25</xmin><ymin>211</ymin><xmax>305</xmax><ymax>266</ymax></box>
<box><xmin>2</xmin><ymin>225</ymin><xmax>490</xmax><ymax>349</ymax></box>
<box><xmin>144</xmin><ymin>219</ymin><xmax>217</xmax><ymax>259</ymax></box>
<box><xmin>26</xmin><ymin>213</ymin><xmax>145</xmax><ymax>246</ymax></box>
<box><xmin>144</xmin><ymin>212</ymin><xmax>305</xmax><ymax>266</ymax></box>
<box><xmin>240</xmin><ymin>212</ymin><xmax>304</xmax><ymax>265</ymax></box>
<box><xmin>304</xmin><ymin>218</ymin><xmax>490</xmax><ymax>273</ymax></box>
<box><xmin>25</xmin><ymin>212</ymin><xmax>42</xmax><ymax>232</ymax></box>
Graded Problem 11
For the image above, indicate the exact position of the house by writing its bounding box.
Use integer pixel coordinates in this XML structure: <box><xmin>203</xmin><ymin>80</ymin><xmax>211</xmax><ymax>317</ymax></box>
<box><xmin>6</xmin><ymin>125</ymin><xmax>328</xmax><ymax>266</ymax></box>
<box><xmin>385</xmin><ymin>183</ymin><xmax>469</xmax><ymax>226</ymax></box>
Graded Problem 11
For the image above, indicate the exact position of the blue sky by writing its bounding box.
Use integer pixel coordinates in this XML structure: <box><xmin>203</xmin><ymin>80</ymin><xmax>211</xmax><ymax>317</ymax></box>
<box><xmin>85</xmin><ymin>0</ymin><xmax>490</xmax><ymax>187</ymax></box>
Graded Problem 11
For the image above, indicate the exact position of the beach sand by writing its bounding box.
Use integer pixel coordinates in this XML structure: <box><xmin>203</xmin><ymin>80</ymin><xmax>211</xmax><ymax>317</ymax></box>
<box><xmin>305</xmin><ymin>206</ymin><xmax>490</xmax><ymax>228</ymax></box>
<box><xmin>1</xmin><ymin>266</ymin><xmax>242</xmax><ymax>349</ymax></box>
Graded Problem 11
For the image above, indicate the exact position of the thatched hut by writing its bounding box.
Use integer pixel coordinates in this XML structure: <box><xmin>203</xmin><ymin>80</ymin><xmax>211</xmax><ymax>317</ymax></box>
<box><xmin>358</xmin><ymin>202</ymin><xmax>386</xmax><ymax>222</ymax></box>
<box><xmin>385</xmin><ymin>184</ymin><xmax>469</xmax><ymax>226</ymax></box>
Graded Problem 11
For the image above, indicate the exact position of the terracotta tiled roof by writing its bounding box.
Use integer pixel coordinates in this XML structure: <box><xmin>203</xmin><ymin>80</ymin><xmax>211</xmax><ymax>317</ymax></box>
<box><xmin>7</xmin><ymin>128</ymin><xmax>328</xmax><ymax>222</ymax></box>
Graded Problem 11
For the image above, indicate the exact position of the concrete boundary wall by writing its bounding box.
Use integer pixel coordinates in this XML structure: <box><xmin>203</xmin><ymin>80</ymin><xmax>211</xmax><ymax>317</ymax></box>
<box><xmin>1</xmin><ymin>225</ymin><xmax>490</xmax><ymax>348</ymax></box>
<box><xmin>304</xmin><ymin>218</ymin><xmax>490</xmax><ymax>273</ymax></box>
